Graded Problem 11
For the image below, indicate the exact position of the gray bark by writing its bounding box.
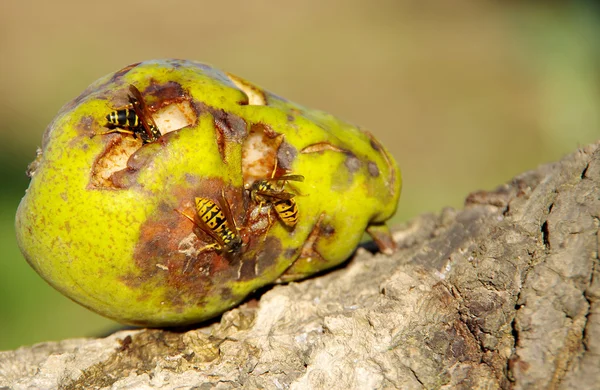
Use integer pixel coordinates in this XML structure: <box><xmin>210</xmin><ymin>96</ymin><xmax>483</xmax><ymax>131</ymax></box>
<box><xmin>2</xmin><ymin>142</ymin><xmax>599</xmax><ymax>390</ymax></box>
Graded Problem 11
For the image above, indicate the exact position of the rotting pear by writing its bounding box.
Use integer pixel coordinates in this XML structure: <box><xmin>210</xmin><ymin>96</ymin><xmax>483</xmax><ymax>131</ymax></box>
<box><xmin>15</xmin><ymin>59</ymin><xmax>402</xmax><ymax>326</ymax></box>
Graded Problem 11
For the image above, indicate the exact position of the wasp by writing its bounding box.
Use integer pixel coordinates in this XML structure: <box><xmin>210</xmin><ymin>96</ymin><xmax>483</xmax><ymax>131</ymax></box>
<box><xmin>178</xmin><ymin>192</ymin><xmax>243</xmax><ymax>255</ymax></box>
<box><xmin>101</xmin><ymin>84</ymin><xmax>162</xmax><ymax>144</ymax></box>
<box><xmin>248</xmin><ymin>174</ymin><xmax>304</xmax><ymax>227</ymax></box>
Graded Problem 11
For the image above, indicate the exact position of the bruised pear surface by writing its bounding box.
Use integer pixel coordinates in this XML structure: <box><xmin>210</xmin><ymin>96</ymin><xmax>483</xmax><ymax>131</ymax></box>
<box><xmin>15</xmin><ymin>59</ymin><xmax>402</xmax><ymax>326</ymax></box>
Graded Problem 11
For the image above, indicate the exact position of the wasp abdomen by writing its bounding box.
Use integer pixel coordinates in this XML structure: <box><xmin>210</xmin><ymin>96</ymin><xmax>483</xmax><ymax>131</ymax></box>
<box><xmin>100</xmin><ymin>85</ymin><xmax>161</xmax><ymax>144</ymax></box>
<box><xmin>106</xmin><ymin>108</ymin><xmax>139</xmax><ymax>128</ymax></box>
<box><xmin>196</xmin><ymin>198</ymin><xmax>226</xmax><ymax>229</ymax></box>
<box><xmin>274</xmin><ymin>199</ymin><xmax>298</xmax><ymax>226</ymax></box>
<box><xmin>195</xmin><ymin>197</ymin><xmax>242</xmax><ymax>253</ymax></box>
<box><xmin>249</xmin><ymin>174</ymin><xmax>303</xmax><ymax>228</ymax></box>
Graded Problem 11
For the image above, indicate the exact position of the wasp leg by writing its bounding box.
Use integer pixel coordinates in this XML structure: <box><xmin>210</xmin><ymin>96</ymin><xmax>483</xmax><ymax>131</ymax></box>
<box><xmin>177</xmin><ymin>208</ymin><xmax>224</xmax><ymax>251</ymax></box>
<box><xmin>198</xmin><ymin>242</ymin><xmax>220</xmax><ymax>252</ymax></box>
<box><xmin>257</xmin><ymin>200</ymin><xmax>273</xmax><ymax>227</ymax></box>
<box><xmin>176</xmin><ymin>209</ymin><xmax>196</xmax><ymax>224</ymax></box>
<box><xmin>179</xmin><ymin>218</ymin><xmax>222</xmax><ymax>252</ymax></box>
<box><xmin>271</xmin><ymin>157</ymin><xmax>279</xmax><ymax>179</ymax></box>
<box><xmin>259</xmin><ymin>203</ymin><xmax>274</xmax><ymax>246</ymax></box>
<box><xmin>182</xmin><ymin>258</ymin><xmax>193</xmax><ymax>273</ymax></box>
<box><xmin>182</xmin><ymin>242</ymin><xmax>221</xmax><ymax>273</ymax></box>
<box><xmin>94</xmin><ymin>128</ymin><xmax>136</xmax><ymax>138</ymax></box>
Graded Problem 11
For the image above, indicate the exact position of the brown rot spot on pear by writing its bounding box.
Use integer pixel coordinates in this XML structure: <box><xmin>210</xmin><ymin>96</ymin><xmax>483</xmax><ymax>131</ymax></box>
<box><xmin>298</xmin><ymin>213</ymin><xmax>328</xmax><ymax>264</ymax></box>
<box><xmin>344</xmin><ymin>153</ymin><xmax>361</xmax><ymax>173</ymax></box>
<box><xmin>217</xmin><ymin>287</ymin><xmax>234</xmax><ymax>303</ymax></box>
<box><xmin>235</xmin><ymin>237</ymin><xmax>284</xmax><ymax>281</ymax></box>
<box><xmin>364</xmin><ymin>130</ymin><xmax>397</xmax><ymax>191</ymax></box>
<box><xmin>277</xmin><ymin>214</ymin><xmax>329</xmax><ymax>283</ymax></box>
<box><xmin>367</xmin><ymin>161</ymin><xmax>380</xmax><ymax>177</ymax></box>
<box><xmin>192</xmin><ymin>101</ymin><xmax>247</xmax><ymax>163</ymax></box>
<box><xmin>185</xmin><ymin>173</ymin><xmax>202</xmax><ymax>186</ymax></box>
<box><xmin>321</xmin><ymin>223</ymin><xmax>335</xmax><ymax>238</ymax></box>
<box><xmin>211</xmin><ymin>108</ymin><xmax>248</xmax><ymax>144</ymax></box>
<box><xmin>365</xmin><ymin>129</ymin><xmax>382</xmax><ymax>152</ymax></box>
<box><xmin>111</xmin><ymin>62</ymin><xmax>141</xmax><ymax>83</ymax></box>
<box><xmin>331</xmin><ymin>161</ymin><xmax>354</xmax><ymax>192</ymax></box>
<box><xmin>144</xmin><ymin>81</ymin><xmax>186</xmax><ymax>104</ymax></box>
<box><xmin>284</xmin><ymin>247</ymin><xmax>298</xmax><ymax>259</ymax></box>
<box><xmin>74</xmin><ymin>116</ymin><xmax>95</xmax><ymax>138</ymax></box>
<box><xmin>60</xmin><ymin>89</ymin><xmax>106</xmax><ymax>118</ymax></box>
<box><xmin>238</xmin><ymin>255</ymin><xmax>257</xmax><ymax>281</ymax></box>
<box><xmin>255</xmin><ymin>236</ymin><xmax>282</xmax><ymax>276</ymax></box>
<box><xmin>121</xmin><ymin>181</ymin><xmax>247</xmax><ymax>309</ymax></box>
<box><xmin>276</xmin><ymin>141</ymin><xmax>298</xmax><ymax>171</ymax></box>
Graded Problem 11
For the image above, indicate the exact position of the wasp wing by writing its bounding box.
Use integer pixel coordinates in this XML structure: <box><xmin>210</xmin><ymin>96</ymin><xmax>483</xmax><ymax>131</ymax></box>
<box><xmin>219</xmin><ymin>190</ymin><xmax>241</xmax><ymax>232</ymax></box>
<box><xmin>177</xmin><ymin>208</ymin><xmax>228</xmax><ymax>249</ymax></box>
<box><xmin>262</xmin><ymin>174</ymin><xmax>304</xmax><ymax>183</ymax></box>
<box><xmin>253</xmin><ymin>189</ymin><xmax>295</xmax><ymax>201</ymax></box>
<box><xmin>128</xmin><ymin>84</ymin><xmax>161</xmax><ymax>142</ymax></box>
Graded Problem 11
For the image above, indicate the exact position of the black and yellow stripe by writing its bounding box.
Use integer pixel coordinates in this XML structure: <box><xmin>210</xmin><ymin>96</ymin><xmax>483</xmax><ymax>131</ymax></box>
<box><xmin>250</xmin><ymin>178</ymin><xmax>301</xmax><ymax>227</ymax></box>
<box><xmin>273</xmin><ymin>198</ymin><xmax>299</xmax><ymax>227</ymax></box>
<box><xmin>195</xmin><ymin>197</ymin><xmax>241</xmax><ymax>252</ymax></box>
<box><xmin>106</xmin><ymin>108</ymin><xmax>139</xmax><ymax>128</ymax></box>
<box><xmin>254</xmin><ymin>181</ymin><xmax>271</xmax><ymax>194</ymax></box>
<box><xmin>101</xmin><ymin>85</ymin><xmax>162</xmax><ymax>144</ymax></box>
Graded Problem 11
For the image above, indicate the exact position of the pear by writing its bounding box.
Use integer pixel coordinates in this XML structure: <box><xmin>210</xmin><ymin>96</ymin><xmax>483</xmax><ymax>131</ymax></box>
<box><xmin>16</xmin><ymin>59</ymin><xmax>401</xmax><ymax>326</ymax></box>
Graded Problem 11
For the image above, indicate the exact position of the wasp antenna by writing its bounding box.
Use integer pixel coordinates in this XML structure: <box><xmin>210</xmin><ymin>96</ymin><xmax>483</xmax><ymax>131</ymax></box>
<box><xmin>198</xmin><ymin>243</ymin><xmax>220</xmax><ymax>253</ymax></box>
<box><xmin>272</xmin><ymin>157</ymin><xmax>279</xmax><ymax>179</ymax></box>
<box><xmin>96</xmin><ymin>129</ymin><xmax>135</xmax><ymax>137</ymax></box>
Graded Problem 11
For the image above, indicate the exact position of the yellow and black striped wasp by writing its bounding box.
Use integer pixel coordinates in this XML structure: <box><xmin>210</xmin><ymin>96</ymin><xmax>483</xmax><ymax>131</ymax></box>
<box><xmin>248</xmin><ymin>173</ymin><xmax>304</xmax><ymax>228</ymax></box>
<box><xmin>101</xmin><ymin>84</ymin><xmax>162</xmax><ymax>144</ymax></box>
<box><xmin>178</xmin><ymin>192</ymin><xmax>243</xmax><ymax>256</ymax></box>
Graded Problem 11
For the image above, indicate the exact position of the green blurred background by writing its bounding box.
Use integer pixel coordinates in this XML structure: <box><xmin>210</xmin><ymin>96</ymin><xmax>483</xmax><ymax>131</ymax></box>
<box><xmin>1</xmin><ymin>1</ymin><xmax>599</xmax><ymax>351</ymax></box>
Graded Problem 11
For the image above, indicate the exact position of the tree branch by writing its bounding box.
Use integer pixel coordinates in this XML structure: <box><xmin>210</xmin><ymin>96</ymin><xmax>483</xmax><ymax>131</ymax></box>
<box><xmin>2</xmin><ymin>142</ymin><xmax>599</xmax><ymax>390</ymax></box>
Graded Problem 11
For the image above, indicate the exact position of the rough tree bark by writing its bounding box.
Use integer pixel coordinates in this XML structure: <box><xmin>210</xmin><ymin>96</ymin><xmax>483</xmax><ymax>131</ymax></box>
<box><xmin>1</xmin><ymin>142</ymin><xmax>599</xmax><ymax>390</ymax></box>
